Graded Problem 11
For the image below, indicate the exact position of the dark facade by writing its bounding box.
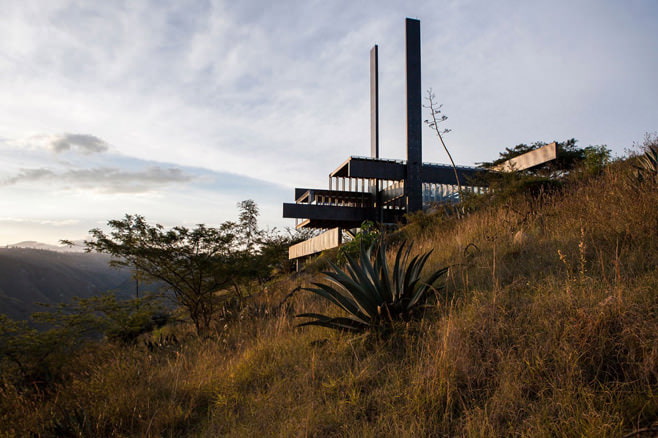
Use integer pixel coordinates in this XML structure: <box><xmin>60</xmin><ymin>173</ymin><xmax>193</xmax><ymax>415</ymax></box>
<box><xmin>283</xmin><ymin>18</ymin><xmax>487</xmax><ymax>232</ymax></box>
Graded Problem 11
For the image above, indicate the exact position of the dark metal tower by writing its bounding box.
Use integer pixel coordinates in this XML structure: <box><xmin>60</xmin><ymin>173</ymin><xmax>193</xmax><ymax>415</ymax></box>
<box><xmin>370</xmin><ymin>45</ymin><xmax>379</xmax><ymax>159</ymax></box>
<box><xmin>405</xmin><ymin>18</ymin><xmax>422</xmax><ymax>213</ymax></box>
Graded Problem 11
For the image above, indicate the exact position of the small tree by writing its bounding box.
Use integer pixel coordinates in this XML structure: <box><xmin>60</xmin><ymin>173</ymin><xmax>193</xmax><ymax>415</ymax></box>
<box><xmin>252</xmin><ymin>227</ymin><xmax>316</xmax><ymax>277</ymax></box>
<box><xmin>237</xmin><ymin>199</ymin><xmax>262</xmax><ymax>253</ymax></box>
<box><xmin>79</xmin><ymin>215</ymin><xmax>239</xmax><ymax>336</ymax></box>
<box><xmin>424</xmin><ymin>88</ymin><xmax>462</xmax><ymax>194</ymax></box>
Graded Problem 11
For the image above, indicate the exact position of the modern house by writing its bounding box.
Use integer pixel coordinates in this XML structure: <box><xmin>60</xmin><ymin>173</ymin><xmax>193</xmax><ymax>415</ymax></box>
<box><xmin>283</xmin><ymin>18</ymin><xmax>556</xmax><ymax>260</ymax></box>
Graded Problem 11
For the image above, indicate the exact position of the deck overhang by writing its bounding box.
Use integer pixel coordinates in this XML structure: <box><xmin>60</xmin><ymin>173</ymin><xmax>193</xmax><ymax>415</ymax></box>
<box><xmin>330</xmin><ymin>156</ymin><xmax>405</xmax><ymax>180</ymax></box>
<box><xmin>328</xmin><ymin>156</ymin><xmax>488</xmax><ymax>185</ymax></box>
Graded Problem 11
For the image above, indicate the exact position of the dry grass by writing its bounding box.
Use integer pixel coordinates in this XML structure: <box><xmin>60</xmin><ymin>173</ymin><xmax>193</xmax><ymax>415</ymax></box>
<box><xmin>2</xmin><ymin>157</ymin><xmax>658</xmax><ymax>436</ymax></box>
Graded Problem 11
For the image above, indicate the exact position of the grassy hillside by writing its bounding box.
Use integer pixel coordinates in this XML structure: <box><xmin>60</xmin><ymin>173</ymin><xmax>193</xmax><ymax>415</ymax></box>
<box><xmin>2</xmin><ymin>157</ymin><xmax>657</xmax><ymax>436</ymax></box>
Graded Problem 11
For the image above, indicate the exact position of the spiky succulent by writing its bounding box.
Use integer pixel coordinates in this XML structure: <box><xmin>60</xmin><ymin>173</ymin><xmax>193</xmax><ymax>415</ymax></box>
<box><xmin>296</xmin><ymin>240</ymin><xmax>448</xmax><ymax>332</ymax></box>
<box><xmin>634</xmin><ymin>146</ymin><xmax>658</xmax><ymax>183</ymax></box>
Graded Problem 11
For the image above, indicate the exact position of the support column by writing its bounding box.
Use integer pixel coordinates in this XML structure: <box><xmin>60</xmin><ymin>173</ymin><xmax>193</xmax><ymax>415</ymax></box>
<box><xmin>370</xmin><ymin>44</ymin><xmax>384</xmax><ymax>223</ymax></box>
<box><xmin>370</xmin><ymin>45</ymin><xmax>379</xmax><ymax>159</ymax></box>
<box><xmin>405</xmin><ymin>18</ymin><xmax>422</xmax><ymax>213</ymax></box>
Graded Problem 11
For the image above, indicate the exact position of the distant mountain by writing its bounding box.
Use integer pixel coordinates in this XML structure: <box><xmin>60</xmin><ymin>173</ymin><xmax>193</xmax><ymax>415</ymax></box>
<box><xmin>7</xmin><ymin>240</ymin><xmax>86</xmax><ymax>253</ymax></box>
<box><xmin>0</xmin><ymin>247</ymin><xmax>137</xmax><ymax>320</ymax></box>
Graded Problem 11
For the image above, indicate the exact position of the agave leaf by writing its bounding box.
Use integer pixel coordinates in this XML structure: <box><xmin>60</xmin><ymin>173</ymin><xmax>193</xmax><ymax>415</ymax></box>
<box><xmin>321</xmin><ymin>270</ymin><xmax>379</xmax><ymax>318</ymax></box>
<box><xmin>407</xmin><ymin>283</ymin><xmax>430</xmax><ymax>310</ymax></box>
<box><xmin>424</xmin><ymin>265</ymin><xmax>449</xmax><ymax>287</ymax></box>
<box><xmin>304</xmin><ymin>284</ymin><xmax>356</xmax><ymax>315</ymax></box>
<box><xmin>401</xmin><ymin>251</ymin><xmax>434</xmax><ymax>307</ymax></box>
<box><xmin>342</xmin><ymin>249</ymin><xmax>384</xmax><ymax>305</ymax></box>
<box><xmin>392</xmin><ymin>242</ymin><xmax>410</xmax><ymax>302</ymax></box>
<box><xmin>303</xmin><ymin>284</ymin><xmax>369</xmax><ymax>323</ymax></box>
<box><xmin>296</xmin><ymin>313</ymin><xmax>369</xmax><ymax>332</ymax></box>
<box><xmin>313</xmin><ymin>280</ymin><xmax>374</xmax><ymax>322</ymax></box>
<box><xmin>296</xmin><ymin>321</ymin><xmax>364</xmax><ymax>333</ymax></box>
<box><xmin>407</xmin><ymin>265</ymin><xmax>448</xmax><ymax>309</ymax></box>
<box><xmin>336</xmin><ymin>250</ymin><xmax>384</xmax><ymax>311</ymax></box>
<box><xmin>358</xmin><ymin>243</ymin><xmax>386</xmax><ymax>304</ymax></box>
<box><xmin>374</xmin><ymin>241</ymin><xmax>393</xmax><ymax>303</ymax></box>
<box><xmin>411</xmin><ymin>252</ymin><xmax>434</xmax><ymax>287</ymax></box>
<box><xmin>340</xmin><ymin>252</ymin><xmax>363</xmax><ymax>282</ymax></box>
<box><xmin>401</xmin><ymin>253</ymin><xmax>424</xmax><ymax>300</ymax></box>
<box><xmin>338</xmin><ymin>254</ymin><xmax>366</xmax><ymax>285</ymax></box>
<box><xmin>340</xmin><ymin>256</ymin><xmax>380</xmax><ymax>303</ymax></box>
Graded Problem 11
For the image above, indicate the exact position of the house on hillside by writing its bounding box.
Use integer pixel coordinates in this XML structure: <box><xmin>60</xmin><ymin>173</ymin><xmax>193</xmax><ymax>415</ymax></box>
<box><xmin>283</xmin><ymin>18</ymin><xmax>556</xmax><ymax>262</ymax></box>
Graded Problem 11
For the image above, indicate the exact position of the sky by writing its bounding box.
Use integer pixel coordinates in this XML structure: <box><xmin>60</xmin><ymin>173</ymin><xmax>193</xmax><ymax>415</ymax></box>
<box><xmin>1</xmin><ymin>0</ymin><xmax>657</xmax><ymax>245</ymax></box>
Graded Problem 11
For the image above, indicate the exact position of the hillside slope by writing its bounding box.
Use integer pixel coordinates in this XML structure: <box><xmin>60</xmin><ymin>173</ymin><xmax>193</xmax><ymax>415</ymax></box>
<box><xmin>2</xmin><ymin>159</ymin><xmax>657</xmax><ymax>437</ymax></box>
<box><xmin>0</xmin><ymin>248</ymin><xmax>134</xmax><ymax>320</ymax></box>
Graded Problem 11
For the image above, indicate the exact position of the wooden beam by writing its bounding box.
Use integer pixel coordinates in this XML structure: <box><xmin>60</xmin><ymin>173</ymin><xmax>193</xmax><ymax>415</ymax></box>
<box><xmin>289</xmin><ymin>228</ymin><xmax>342</xmax><ymax>259</ymax></box>
<box><xmin>493</xmin><ymin>142</ymin><xmax>557</xmax><ymax>172</ymax></box>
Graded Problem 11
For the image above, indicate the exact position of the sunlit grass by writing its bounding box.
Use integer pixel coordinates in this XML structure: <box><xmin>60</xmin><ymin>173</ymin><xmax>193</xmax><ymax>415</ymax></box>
<box><xmin>2</xmin><ymin>157</ymin><xmax>658</xmax><ymax>436</ymax></box>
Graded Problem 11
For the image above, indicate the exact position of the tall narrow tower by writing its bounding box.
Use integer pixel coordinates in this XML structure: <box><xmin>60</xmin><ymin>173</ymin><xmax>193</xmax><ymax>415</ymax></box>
<box><xmin>370</xmin><ymin>45</ymin><xmax>379</xmax><ymax>159</ymax></box>
<box><xmin>405</xmin><ymin>18</ymin><xmax>422</xmax><ymax>213</ymax></box>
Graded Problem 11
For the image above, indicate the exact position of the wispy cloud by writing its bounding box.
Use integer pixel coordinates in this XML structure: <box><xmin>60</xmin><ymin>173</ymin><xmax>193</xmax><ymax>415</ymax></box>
<box><xmin>49</xmin><ymin>133</ymin><xmax>109</xmax><ymax>154</ymax></box>
<box><xmin>3</xmin><ymin>168</ymin><xmax>55</xmax><ymax>184</ymax></box>
<box><xmin>2</xmin><ymin>166</ymin><xmax>193</xmax><ymax>193</ymax></box>
<box><xmin>0</xmin><ymin>217</ymin><xmax>80</xmax><ymax>227</ymax></box>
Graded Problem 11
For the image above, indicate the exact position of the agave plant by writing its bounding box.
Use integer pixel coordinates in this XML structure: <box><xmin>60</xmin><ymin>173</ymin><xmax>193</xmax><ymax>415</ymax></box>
<box><xmin>634</xmin><ymin>145</ymin><xmax>658</xmax><ymax>182</ymax></box>
<box><xmin>296</xmin><ymin>240</ymin><xmax>448</xmax><ymax>332</ymax></box>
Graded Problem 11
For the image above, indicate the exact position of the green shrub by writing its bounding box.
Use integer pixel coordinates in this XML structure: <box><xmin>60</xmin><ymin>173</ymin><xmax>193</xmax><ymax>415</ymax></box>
<box><xmin>336</xmin><ymin>220</ymin><xmax>380</xmax><ymax>266</ymax></box>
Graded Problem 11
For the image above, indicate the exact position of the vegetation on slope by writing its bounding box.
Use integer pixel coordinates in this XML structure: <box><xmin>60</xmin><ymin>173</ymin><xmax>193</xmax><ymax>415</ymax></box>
<box><xmin>1</xmin><ymin>137</ymin><xmax>658</xmax><ymax>436</ymax></box>
<box><xmin>0</xmin><ymin>249</ymin><xmax>134</xmax><ymax>320</ymax></box>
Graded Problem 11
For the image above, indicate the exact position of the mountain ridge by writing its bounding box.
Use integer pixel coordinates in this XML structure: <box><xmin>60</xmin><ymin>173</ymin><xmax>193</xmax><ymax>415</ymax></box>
<box><xmin>0</xmin><ymin>247</ymin><xmax>135</xmax><ymax>320</ymax></box>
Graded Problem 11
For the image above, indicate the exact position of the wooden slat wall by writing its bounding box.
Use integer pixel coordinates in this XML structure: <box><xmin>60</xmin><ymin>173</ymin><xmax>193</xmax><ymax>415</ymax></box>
<box><xmin>288</xmin><ymin>228</ymin><xmax>342</xmax><ymax>259</ymax></box>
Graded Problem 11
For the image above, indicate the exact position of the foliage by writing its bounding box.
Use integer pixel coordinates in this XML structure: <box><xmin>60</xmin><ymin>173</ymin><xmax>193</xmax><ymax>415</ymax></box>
<box><xmin>465</xmin><ymin>139</ymin><xmax>612</xmax><ymax>211</ymax></box>
<box><xmin>581</xmin><ymin>144</ymin><xmax>612</xmax><ymax>176</ymax></box>
<box><xmin>0</xmin><ymin>315</ymin><xmax>56</xmax><ymax>385</ymax></box>
<box><xmin>255</xmin><ymin>227</ymin><xmax>317</xmax><ymax>276</ymax></box>
<box><xmin>297</xmin><ymin>240</ymin><xmax>448</xmax><ymax>332</ymax></box>
<box><xmin>71</xmin><ymin>201</ymin><xmax>309</xmax><ymax>335</ymax></box>
<box><xmin>236</xmin><ymin>199</ymin><xmax>262</xmax><ymax>253</ymax></box>
<box><xmin>478</xmin><ymin>138</ymin><xmax>611</xmax><ymax>178</ymax></box>
<box><xmin>463</xmin><ymin>170</ymin><xmax>563</xmax><ymax>212</ymax></box>
<box><xmin>336</xmin><ymin>220</ymin><xmax>380</xmax><ymax>266</ymax></box>
<box><xmin>0</xmin><ymin>293</ymin><xmax>166</xmax><ymax>386</ymax></box>
<box><xmin>33</xmin><ymin>292</ymin><xmax>169</xmax><ymax>344</ymax></box>
<box><xmin>401</xmin><ymin>208</ymin><xmax>459</xmax><ymax>240</ymax></box>
<box><xmin>231</xmin><ymin>203</ymin><xmax>321</xmax><ymax>285</ymax></box>
<box><xmin>79</xmin><ymin>215</ymin><xmax>239</xmax><ymax>336</ymax></box>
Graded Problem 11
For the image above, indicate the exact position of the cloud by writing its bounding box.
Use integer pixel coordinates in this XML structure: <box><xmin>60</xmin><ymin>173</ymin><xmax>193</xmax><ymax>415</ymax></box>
<box><xmin>49</xmin><ymin>133</ymin><xmax>109</xmax><ymax>154</ymax></box>
<box><xmin>64</xmin><ymin>167</ymin><xmax>193</xmax><ymax>193</ymax></box>
<box><xmin>2</xmin><ymin>166</ymin><xmax>193</xmax><ymax>193</ymax></box>
<box><xmin>1</xmin><ymin>133</ymin><xmax>109</xmax><ymax>156</ymax></box>
<box><xmin>0</xmin><ymin>217</ymin><xmax>80</xmax><ymax>226</ymax></box>
<box><xmin>4</xmin><ymin>168</ymin><xmax>55</xmax><ymax>184</ymax></box>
